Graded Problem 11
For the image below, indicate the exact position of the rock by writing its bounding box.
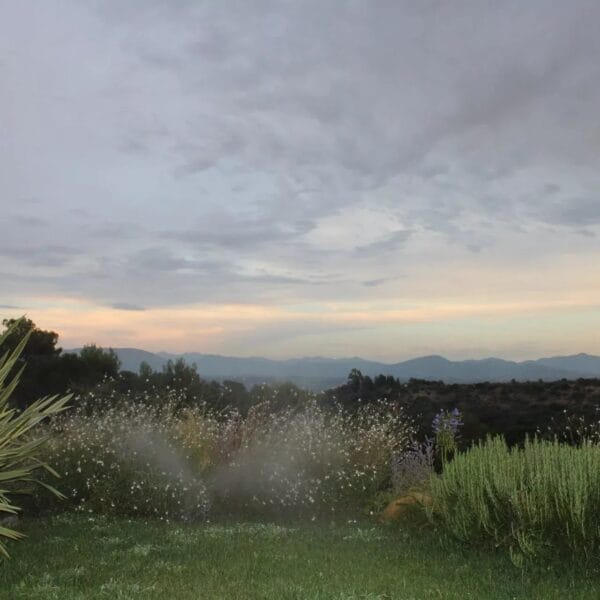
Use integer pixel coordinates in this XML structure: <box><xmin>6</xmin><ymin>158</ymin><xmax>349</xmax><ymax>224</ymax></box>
<box><xmin>0</xmin><ymin>515</ymin><xmax>20</xmax><ymax>529</ymax></box>
<box><xmin>380</xmin><ymin>492</ymin><xmax>432</xmax><ymax>522</ymax></box>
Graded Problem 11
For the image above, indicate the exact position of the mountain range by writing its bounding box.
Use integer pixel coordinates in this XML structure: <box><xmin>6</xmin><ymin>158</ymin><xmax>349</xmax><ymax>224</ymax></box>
<box><xmin>72</xmin><ymin>348</ymin><xmax>600</xmax><ymax>391</ymax></box>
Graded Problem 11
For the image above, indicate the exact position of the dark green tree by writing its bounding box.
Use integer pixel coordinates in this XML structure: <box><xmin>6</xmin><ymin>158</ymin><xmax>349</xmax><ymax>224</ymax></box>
<box><xmin>1</xmin><ymin>317</ymin><xmax>61</xmax><ymax>358</ymax></box>
<box><xmin>77</xmin><ymin>344</ymin><xmax>121</xmax><ymax>383</ymax></box>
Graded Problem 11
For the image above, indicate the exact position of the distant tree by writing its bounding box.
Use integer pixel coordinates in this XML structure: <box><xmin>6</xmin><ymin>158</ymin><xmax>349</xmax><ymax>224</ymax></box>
<box><xmin>1</xmin><ymin>318</ymin><xmax>65</xmax><ymax>408</ymax></box>
<box><xmin>221</xmin><ymin>380</ymin><xmax>252</xmax><ymax>413</ymax></box>
<box><xmin>77</xmin><ymin>344</ymin><xmax>121</xmax><ymax>383</ymax></box>
<box><xmin>1</xmin><ymin>317</ymin><xmax>61</xmax><ymax>358</ymax></box>
<box><xmin>139</xmin><ymin>361</ymin><xmax>153</xmax><ymax>380</ymax></box>
<box><xmin>249</xmin><ymin>381</ymin><xmax>309</xmax><ymax>412</ymax></box>
<box><xmin>162</xmin><ymin>358</ymin><xmax>202</xmax><ymax>389</ymax></box>
<box><xmin>348</xmin><ymin>368</ymin><xmax>363</xmax><ymax>388</ymax></box>
<box><xmin>158</xmin><ymin>358</ymin><xmax>205</xmax><ymax>407</ymax></box>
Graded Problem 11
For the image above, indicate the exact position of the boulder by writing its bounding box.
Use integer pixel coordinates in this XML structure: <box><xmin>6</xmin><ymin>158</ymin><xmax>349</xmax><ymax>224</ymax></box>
<box><xmin>380</xmin><ymin>491</ymin><xmax>432</xmax><ymax>522</ymax></box>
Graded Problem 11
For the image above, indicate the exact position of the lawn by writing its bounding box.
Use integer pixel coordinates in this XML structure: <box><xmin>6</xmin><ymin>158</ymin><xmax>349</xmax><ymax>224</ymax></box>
<box><xmin>0</xmin><ymin>514</ymin><xmax>598</xmax><ymax>599</ymax></box>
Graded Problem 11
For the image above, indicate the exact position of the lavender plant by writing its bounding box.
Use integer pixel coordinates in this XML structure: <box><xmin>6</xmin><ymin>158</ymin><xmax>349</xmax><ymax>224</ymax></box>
<box><xmin>391</xmin><ymin>438</ymin><xmax>435</xmax><ymax>495</ymax></box>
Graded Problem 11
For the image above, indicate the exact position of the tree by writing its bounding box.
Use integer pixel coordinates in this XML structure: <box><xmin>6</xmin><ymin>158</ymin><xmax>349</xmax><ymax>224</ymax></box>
<box><xmin>139</xmin><ymin>361</ymin><xmax>153</xmax><ymax>380</ymax></box>
<box><xmin>1</xmin><ymin>318</ymin><xmax>65</xmax><ymax>408</ymax></box>
<box><xmin>78</xmin><ymin>344</ymin><xmax>121</xmax><ymax>383</ymax></box>
<box><xmin>348</xmin><ymin>368</ymin><xmax>363</xmax><ymax>388</ymax></box>
<box><xmin>1</xmin><ymin>318</ymin><xmax>61</xmax><ymax>358</ymax></box>
<box><xmin>162</xmin><ymin>358</ymin><xmax>202</xmax><ymax>390</ymax></box>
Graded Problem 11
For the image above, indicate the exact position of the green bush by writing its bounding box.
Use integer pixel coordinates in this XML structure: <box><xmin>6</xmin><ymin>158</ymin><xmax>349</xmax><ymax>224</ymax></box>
<box><xmin>0</xmin><ymin>320</ymin><xmax>70</xmax><ymax>557</ymax></box>
<box><xmin>429</xmin><ymin>436</ymin><xmax>600</xmax><ymax>561</ymax></box>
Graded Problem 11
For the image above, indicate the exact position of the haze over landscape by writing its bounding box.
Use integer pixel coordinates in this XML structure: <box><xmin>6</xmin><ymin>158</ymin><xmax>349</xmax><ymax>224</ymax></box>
<box><xmin>2</xmin><ymin>1</ymin><xmax>600</xmax><ymax>362</ymax></box>
<box><xmin>69</xmin><ymin>346</ymin><xmax>600</xmax><ymax>391</ymax></box>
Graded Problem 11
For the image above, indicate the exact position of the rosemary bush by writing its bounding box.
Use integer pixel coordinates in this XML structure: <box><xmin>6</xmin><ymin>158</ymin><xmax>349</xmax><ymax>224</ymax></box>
<box><xmin>429</xmin><ymin>436</ymin><xmax>600</xmax><ymax>561</ymax></box>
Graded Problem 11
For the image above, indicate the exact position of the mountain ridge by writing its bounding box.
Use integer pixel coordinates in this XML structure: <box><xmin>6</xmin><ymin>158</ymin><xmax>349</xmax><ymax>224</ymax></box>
<box><xmin>66</xmin><ymin>348</ymin><xmax>600</xmax><ymax>390</ymax></box>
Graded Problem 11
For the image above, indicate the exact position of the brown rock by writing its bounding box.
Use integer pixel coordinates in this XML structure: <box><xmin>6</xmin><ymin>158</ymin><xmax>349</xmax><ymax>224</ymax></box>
<box><xmin>380</xmin><ymin>492</ymin><xmax>432</xmax><ymax>522</ymax></box>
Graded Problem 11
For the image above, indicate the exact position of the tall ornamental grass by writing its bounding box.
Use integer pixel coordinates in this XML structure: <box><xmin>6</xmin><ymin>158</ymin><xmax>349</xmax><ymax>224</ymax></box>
<box><xmin>34</xmin><ymin>394</ymin><xmax>210</xmax><ymax>521</ymax></box>
<box><xmin>429</xmin><ymin>436</ymin><xmax>600</xmax><ymax>561</ymax></box>
<box><xmin>33</xmin><ymin>392</ymin><xmax>413</xmax><ymax>519</ymax></box>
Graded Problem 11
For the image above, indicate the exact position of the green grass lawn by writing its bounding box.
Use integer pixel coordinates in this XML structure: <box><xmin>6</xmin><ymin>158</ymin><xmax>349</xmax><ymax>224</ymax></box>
<box><xmin>0</xmin><ymin>514</ymin><xmax>598</xmax><ymax>599</ymax></box>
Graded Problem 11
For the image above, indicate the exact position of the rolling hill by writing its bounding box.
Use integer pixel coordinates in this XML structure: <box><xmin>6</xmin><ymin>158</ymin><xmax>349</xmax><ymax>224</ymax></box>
<box><xmin>68</xmin><ymin>348</ymin><xmax>600</xmax><ymax>391</ymax></box>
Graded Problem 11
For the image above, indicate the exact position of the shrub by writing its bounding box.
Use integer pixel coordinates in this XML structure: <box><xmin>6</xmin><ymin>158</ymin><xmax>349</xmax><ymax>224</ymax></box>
<box><xmin>391</xmin><ymin>438</ymin><xmax>435</xmax><ymax>496</ymax></box>
<box><xmin>211</xmin><ymin>398</ymin><xmax>413</xmax><ymax>516</ymax></box>
<box><xmin>32</xmin><ymin>391</ymin><xmax>413</xmax><ymax>519</ymax></box>
<box><xmin>0</xmin><ymin>320</ymin><xmax>70</xmax><ymax>557</ymax></box>
<box><xmin>432</xmin><ymin>408</ymin><xmax>462</xmax><ymax>463</ymax></box>
<box><xmin>541</xmin><ymin>407</ymin><xmax>600</xmax><ymax>446</ymax></box>
<box><xmin>34</xmin><ymin>394</ymin><xmax>210</xmax><ymax>521</ymax></box>
<box><xmin>429</xmin><ymin>436</ymin><xmax>600</xmax><ymax>561</ymax></box>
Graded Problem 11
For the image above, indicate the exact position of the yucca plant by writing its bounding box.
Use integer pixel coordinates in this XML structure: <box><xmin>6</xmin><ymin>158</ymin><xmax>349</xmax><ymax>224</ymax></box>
<box><xmin>0</xmin><ymin>319</ymin><xmax>70</xmax><ymax>557</ymax></box>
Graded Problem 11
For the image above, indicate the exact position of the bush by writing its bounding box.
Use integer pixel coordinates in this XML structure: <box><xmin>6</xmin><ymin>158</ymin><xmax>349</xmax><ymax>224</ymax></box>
<box><xmin>211</xmin><ymin>398</ymin><xmax>413</xmax><ymax>516</ymax></box>
<box><xmin>0</xmin><ymin>320</ymin><xmax>70</xmax><ymax>557</ymax></box>
<box><xmin>429</xmin><ymin>436</ymin><xmax>600</xmax><ymax>561</ymax></box>
<box><xmin>33</xmin><ymin>394</ymin><xmax>210</xmax><ymax>521</ymax></box>
<box><xmin>391</xmin><ymin>438</ymin><xmax>435</xmax><ymax>496</ymax></box>
<box><xmin>32</xmin><ymin>391</ymin><xmax>413</xmax><ymax>519</ymax></box>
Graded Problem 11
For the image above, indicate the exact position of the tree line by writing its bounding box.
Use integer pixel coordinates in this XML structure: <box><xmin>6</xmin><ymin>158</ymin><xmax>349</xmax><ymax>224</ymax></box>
<box><xmin>4</xmin><ymin>318</ymin><xmax>600</xmax><ymax>447</ymax></box>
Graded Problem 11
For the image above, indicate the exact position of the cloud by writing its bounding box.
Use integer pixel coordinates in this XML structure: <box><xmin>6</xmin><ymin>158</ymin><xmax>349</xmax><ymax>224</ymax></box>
<box><xmin>355</xmin><ymin>230</ymin><xmax>413</xmax><ymax>256</ymax></box>
<box><xmin>1</xmin><ymin>1</ymin><xmax>600</xmax><ymax>356</ymax></box>
<box><xmin>111</xmin><ymin>302</ymin><xmax>146</xmax><ymax>312</ymax></box>
<box><xmin>362</xmin><ymin>278</ymin><xmax>390</xmax><ymax>288</ymax></box>
<box><xmin>544</xmin><ymin>197</ymin><xmax>600</xmax><ymax>227</ymax></box>
<box><xmin>161</xmin><ymin>214</ymin><xmax>315</xmax><ymax>250</ymax></box>
<box><xmin>0</xmin><ymin>244</ymin><xmax>79</xmax><ymax>268</ymax></box>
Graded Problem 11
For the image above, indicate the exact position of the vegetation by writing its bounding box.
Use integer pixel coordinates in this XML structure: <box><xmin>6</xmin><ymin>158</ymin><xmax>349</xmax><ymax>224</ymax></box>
<box><xmin>29</xmin><ymin>391</ymin><xmax>412</xmax><ymax>520</ymax></box>
<box><xmin>5</xmin><ymin>318</ymin><xmax>600</xmax><ymax>449</ymax></box>
<box><xmin>326</xmin><ymin>370</ymin><xmax>600</xmax><ymax>446</ymax></box>
<box><xmin>1</xmin><ymin>318</ymin><xmax>119</xmax><ymax>410</ymax></box>
<box><xmin>0</xmin><ymin>321</ymin><xmax>70</xmax><ymax>557</ymax></box>
<box><xmin>429</xmin><ymin>436</ymin><xmax>600</xmax><ymax>563</ymax></box>
<box><xmin>6</xmin><ymin>315</ymin><xmax>600</xmax><ymax>581</ymax></box>
<box><xmin>2</xmin><ymin>513</ymin><xmax>600</xmax><ymax>599</ymax></box>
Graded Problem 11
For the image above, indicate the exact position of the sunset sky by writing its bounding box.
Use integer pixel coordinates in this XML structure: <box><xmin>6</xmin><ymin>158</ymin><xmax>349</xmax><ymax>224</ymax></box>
<box><xmin>2</xmin><ymin>1</ymin><xmax>600</xmax><ymax>361</ymax></box>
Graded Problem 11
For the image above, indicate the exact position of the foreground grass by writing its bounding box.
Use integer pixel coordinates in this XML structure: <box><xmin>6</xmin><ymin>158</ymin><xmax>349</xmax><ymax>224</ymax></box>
<box><xmin>0</xmin><ymin>514</ymin><xmax>598</xmax><ymax>599</ymax></box>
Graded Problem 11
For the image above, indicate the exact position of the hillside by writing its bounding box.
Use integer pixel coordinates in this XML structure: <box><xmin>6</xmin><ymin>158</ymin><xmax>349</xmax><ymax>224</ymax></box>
<box><xmin>69</xmin><ymin>348</ymin><xmax>600</xmax><ymax>390</ymax></box>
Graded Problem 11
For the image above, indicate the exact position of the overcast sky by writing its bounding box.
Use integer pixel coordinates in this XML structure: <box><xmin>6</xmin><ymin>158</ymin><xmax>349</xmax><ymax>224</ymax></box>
<box><xmin>1</xmin><ymin>1</ymin><xmax>600</xmax><ymax>360</ymax></box>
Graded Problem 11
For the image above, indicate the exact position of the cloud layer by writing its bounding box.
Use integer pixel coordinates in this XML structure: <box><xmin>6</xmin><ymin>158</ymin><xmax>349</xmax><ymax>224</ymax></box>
<box><xmin>1</xmin><ymin>1</ymin><xmax>599</xmax><ymax>358</ymax></box>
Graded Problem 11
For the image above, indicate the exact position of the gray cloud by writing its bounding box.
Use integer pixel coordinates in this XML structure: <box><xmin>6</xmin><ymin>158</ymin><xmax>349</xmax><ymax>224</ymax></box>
<box><xmin>355</xmin><ymin>230</ymin><xmax>413</xmax><ymax>257</ymax></box>
<box><xmin>13</xmin><ymin>215</ymin><xmax>47</xmax><ymax>227</ymax></box>
<box><xmin>111</xmin><ymin>302</ymin><xmax>147</xmax><ymax>311</ymax></box>
<box><xmin>161</xmin><ymin>214</ymin><xmax>315</xmax><ymax>250</ymax></box>
<box><xmin>544</xmin><ymin>198</ymin><xmax>600</xmax><ymax>227</ymax></box>
<box><xmin>0</xmin><ymin>244</ymin><xmax>79</xmax><ymax>268</ymax></box>
<box><xmin>363</xmin><ymin>278</ymin><xmax>391</xmax><ymax>288</ymax></box>
<box><xmin>1</xmin><ymin>0</ymin><xmax>600</xmax><ymax>318</ymax></box>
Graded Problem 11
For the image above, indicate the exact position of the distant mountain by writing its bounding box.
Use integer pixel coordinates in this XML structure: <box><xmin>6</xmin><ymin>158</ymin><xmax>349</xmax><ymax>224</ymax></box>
<box><xmin>67</xmin><ymin>347</ymin><xmax>600</xmax><ymax>391</ymax></box>
<box><xmin>533</xmin><ymin>353</ymin><xmax>600</xmax><ymax>376</ymax></box>
<box><xmin>68</xmin><ymin>347</ymin><xmax>168</xmax><ymax>373</ymax></box>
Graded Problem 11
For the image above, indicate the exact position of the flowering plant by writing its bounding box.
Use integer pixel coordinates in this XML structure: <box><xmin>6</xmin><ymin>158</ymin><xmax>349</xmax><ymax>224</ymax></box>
<box><xmin>432</xmin><ymin>408</ymin><xmax>462</xmax><ymax>463</ymax></box>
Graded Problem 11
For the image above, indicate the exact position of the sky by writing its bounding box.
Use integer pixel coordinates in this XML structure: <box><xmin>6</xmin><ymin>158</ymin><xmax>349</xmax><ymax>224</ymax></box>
<box><xmin>1</xmin><ymin>1</ymin><xmax>600</xmax><ymax>361</ymax></box>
